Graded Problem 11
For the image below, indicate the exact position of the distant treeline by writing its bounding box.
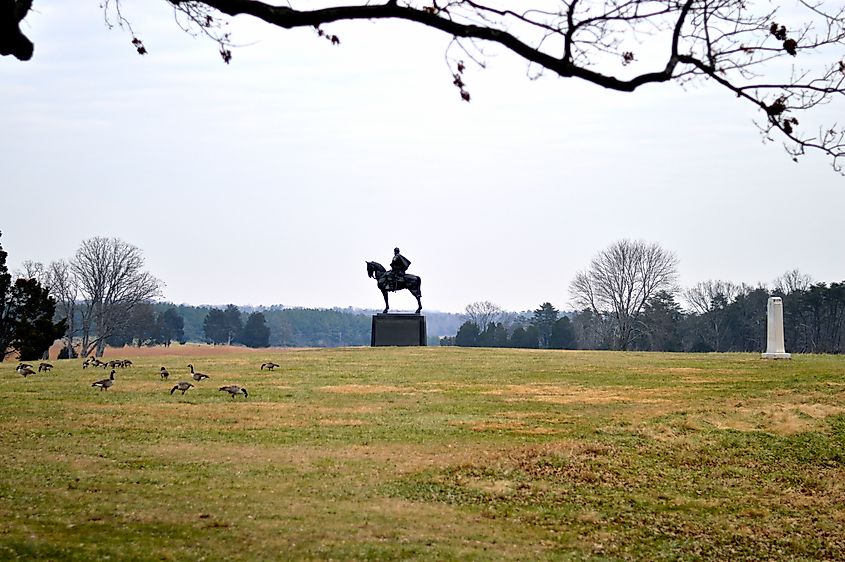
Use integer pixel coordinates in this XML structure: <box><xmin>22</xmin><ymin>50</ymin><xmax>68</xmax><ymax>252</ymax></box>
<box><xmin>444</xmin><ymin>283</ymin><xmax>845</xmax><ymax>353</ymax></box>
<box><xmin>103</xmin><ymin>303</ymin><xmax>465</xmax><ymax>349</ymax></box>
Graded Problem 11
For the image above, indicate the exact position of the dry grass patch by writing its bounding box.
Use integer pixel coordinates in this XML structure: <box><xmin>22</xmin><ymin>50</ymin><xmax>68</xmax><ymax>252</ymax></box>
<box><xmin>318</xmin><ymin>418</ymin><xmax>367</xmax><ymax>426</ymax></box>
<box><xmin>319</xmin><ymin>384</ymin><xmax>410</xmax><ymax>394</ymax></box>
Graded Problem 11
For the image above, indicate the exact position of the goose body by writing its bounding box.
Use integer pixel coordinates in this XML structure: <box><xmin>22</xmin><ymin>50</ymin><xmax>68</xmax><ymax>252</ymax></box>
<box><xmin>171</xmin><ymin>381</ymin><xmax>194</xmax><ymax>395</ymax></box>
<box><xmin>15</xmin><ymin>363</ymin><xmax>33</xmax><ymax>373</ymax></box>
<box><xmin>219</xmin><ymin>385</ymin><xmax>248</xmax><ymax>398</ymax></box>
<box><xmin>38</xmin><ymin>362</ymin><xmax>54</xmax><ymax>372</ymax></box>
<box><xmin>261</xmin><ymin>362</ymin><xmax>280</xmax><ymax>371</ymax></box>
<box><xmin>188</xmin><ymin>364</ymin><xmax>209</xmax><ymax>381</ymax></box>
<box><xmin>160</xmin><ymin>367</ymin><xmax>170</xmax><ymax>380</ymax></box>
<box><xmin>18</xmin><ymin>366</ymin><xmax>36</xmax><ymax>377</ymax></box>
<box><xmin>92</xmin><ymin>370</ymin><xmax>116</xmax><ymax>390</ymax></box>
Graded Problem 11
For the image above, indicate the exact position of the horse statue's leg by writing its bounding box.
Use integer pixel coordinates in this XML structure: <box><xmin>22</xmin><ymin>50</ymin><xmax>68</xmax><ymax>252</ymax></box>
<box><xmin>415</xmin><ymin>295</ymin><xmax>422</xmax><ymax>314</ymax></box>
<box><xmin>382</xmin><ymin>288</ymin><xmax>389</xmax><ymax>314</ymax></box>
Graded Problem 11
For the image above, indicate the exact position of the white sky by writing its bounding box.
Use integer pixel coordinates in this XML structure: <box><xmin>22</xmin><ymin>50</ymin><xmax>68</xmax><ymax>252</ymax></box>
<box><xmin>1</xmin><ymin>3</ymin><xmax>843</xmax><ymax>313</ymax></box>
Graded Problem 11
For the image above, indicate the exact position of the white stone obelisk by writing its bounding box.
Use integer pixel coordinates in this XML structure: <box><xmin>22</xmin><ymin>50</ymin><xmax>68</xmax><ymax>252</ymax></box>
<box><xmin>762</xmin><ymin>296</ymin><xmax>791</xmax><ymax>359</ymax></box>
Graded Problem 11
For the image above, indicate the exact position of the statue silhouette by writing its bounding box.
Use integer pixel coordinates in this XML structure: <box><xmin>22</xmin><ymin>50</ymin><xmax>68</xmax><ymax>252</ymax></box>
<box><xmin>366</xmin><ymin>253</ymin><xmax>422</xmax><ymax>314</ymax></box>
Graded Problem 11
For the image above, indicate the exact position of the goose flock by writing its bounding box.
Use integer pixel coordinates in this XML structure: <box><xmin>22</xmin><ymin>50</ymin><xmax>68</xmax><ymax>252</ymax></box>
<box><xmin>8</xmin><ymin>359</ymin><xmax>280</xmax><ymax>401</ymax></box>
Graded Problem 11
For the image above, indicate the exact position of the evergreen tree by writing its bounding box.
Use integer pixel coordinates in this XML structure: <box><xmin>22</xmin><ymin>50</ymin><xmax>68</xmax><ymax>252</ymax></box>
<box><xmin>0</xmin><ymin>231</ymin><xmax>13</xmax><ymax>360</ymax></box>
<box><xmin>492</xmin><ymin>322</ymin><xmax>510</xmax><ymax>347</ymax></box>
<box><xmin>108</xmin><ymin>302</ymin><xmax>158</xmax><ymax>347</ymax></box>
<box><xmin>454</xmin><ymin>321</ymin><xmax>480</xmax><ymax>347</ymax></box>
<box><xmin>508</xmin><ymin>325</ymin><xmax>527</xmax><ymax>348</ymax></box>
<box><xmin>222</xmin><ymin>304</ymin><xmax>243</xmax><ymax>345</ymax></box>
<box><xmin>523</xmin><ymin>325</ymin><xmax>541</xmax><ymax>349</ymax></box>
<box><xmin>0</xmin><ymin>232</ymin><xmax>66</xmax><ymax>361</ymax></box>
<box><xmin>203</xmin><ymin>309</ymin><xmax>229</xmax><ymax>345</ymax></box>
<box><xmin>9</xmin><ymin>278</ymin><xmax>67</xmax><ymax>360</ymax></box>
<box><xmin>531</xmin><ymin>302</ymin><xmax>559</xmax><ymax>348</ymax></box>
<box><xmin>549</xmin><ymin>317</ymin><xmax>577</xmax><ymax>349</ymax></box>
<box><xmin>638</xmin><ymin>291</ymin><xmax>684</xmax><ymax>351</ymax></box>
<box><xmin>157</xmin><ymin>307</ymin><xmax>185</xmax><ymax>347</ymax></box>
<box><xmin>240</xmin><ymin>312</ymin><xmax>270</xmax><ymax>348</ymax></box>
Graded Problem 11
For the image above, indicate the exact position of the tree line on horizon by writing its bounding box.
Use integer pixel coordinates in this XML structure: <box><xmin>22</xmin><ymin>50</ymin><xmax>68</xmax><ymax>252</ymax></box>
<box><xmin>2</xmin><ymin>235</ymin><xmax>843</xmax><ymax>359</ymax></box>
<box><xmin>444</xmin><ymin>282</ymin><xmax>845</xmax><ymax>354</ymax></box>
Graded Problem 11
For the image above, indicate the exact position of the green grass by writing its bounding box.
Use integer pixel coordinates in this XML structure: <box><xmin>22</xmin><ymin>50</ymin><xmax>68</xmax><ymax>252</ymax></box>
<box><xmin>1</xmin><ymin>348</ymin><xmax>844</xmax><ymax>560</ymax></box>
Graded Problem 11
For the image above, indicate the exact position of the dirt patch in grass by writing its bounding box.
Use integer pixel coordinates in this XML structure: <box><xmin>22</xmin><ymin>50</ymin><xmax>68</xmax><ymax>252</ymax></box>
<box><xmin>487</xmin><ymin>384</ymin><xmax>678</xmax><ymax>406</ymax></box>
<box><xmin>700</xmin><ymin>401</ymin><xmax>845</xmax><ymax>435</ymax></box>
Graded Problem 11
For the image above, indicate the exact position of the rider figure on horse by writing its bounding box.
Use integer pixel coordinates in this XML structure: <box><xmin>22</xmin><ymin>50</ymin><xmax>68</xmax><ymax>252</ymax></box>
<box><xmin>390</xmin><ymin>247</ymin><xmax>411</xmax><ymax>291</ymax></box>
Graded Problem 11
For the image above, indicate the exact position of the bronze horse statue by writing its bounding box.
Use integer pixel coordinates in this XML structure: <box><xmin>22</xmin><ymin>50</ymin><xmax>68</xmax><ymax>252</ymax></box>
<box><xmin>366</xmin><ymin>261</ymin><xmax>422</xmax><ymax>314</ymax></box>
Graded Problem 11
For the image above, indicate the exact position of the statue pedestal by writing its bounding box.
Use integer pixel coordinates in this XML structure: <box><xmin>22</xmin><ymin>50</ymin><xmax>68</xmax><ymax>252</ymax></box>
<box><xmin>371</xmin><ymin>314</ymin><xmax>427</xmax><ymax>346</ymax></box>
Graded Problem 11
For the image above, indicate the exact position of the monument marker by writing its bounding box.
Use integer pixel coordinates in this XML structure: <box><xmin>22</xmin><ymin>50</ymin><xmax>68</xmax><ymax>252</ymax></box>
<box><xmin>762</xmin><ymin>296</ymin><xmax>791</xmax><ymax>359</ymax></box>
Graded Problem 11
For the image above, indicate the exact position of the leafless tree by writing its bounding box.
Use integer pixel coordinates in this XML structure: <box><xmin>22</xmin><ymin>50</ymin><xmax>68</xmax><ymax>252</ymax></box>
<box><xmin>5</xmin><ymin>1</ymin><xmax>843</xmax><ymax>169</ymax></box>
<box><xmin>683</xmin><ymin>279</ymin><xmax>743</xmax><ymax>351</ymax></box>
<box><xmin>70</xmin><ymin>237</ymin><xmax>162</xmax><ymax>357</ymax></box>
<box><xmin>683</xmin><ymin>279</ymin><xmax>742</xmax><ymax>314</ymax></box>
<box><xmin>14</xmin><ymin>260</ymin><xmax>46</xmax><ymax>283</ymax></box>
<box><xmin>464</xmin><ymin>300</ymin><xmax>502</xmax><ymax>333</ymax></box>
<box><xmin>570</xmin><ymin>239</ymin><xmax>678</xmax><ymax>350</ymax></box>
<box><xmin>773</xmin><ymin>268</ymin><xmax>813</xmax><ymax>294</ymax></box>
<box><xmin>45</xmin><ymin>260</ymin><xmax>79</xmax><ymax>358</ymax></box>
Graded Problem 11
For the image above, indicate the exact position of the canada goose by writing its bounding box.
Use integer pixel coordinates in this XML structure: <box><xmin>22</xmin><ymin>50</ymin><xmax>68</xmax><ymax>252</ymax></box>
<box><xmin>160</xmin><ymin>367</ymin><xmax>170</xmax><ymax>380</ymax></box>
<box><xmin>18</xmin><ymin>366</ymin><xmax>36</xmax><ymax>377</ymax></box>
<box><xmin>219</xmin><ymin>385</ymin><xmax>248</xmax><ymax>398</ymax></box>
<box><xmin>38</xmin><ymin>362</ymin><xmax>54</xmax><ymax>372</ymax></box>
<box><xmin>261</xmin><ymin>362</ymin><xmax>280</xmax><ymax>371</ymax></box>
<box><xmin>15</xmin><ymin>363</ymin><xmax>33</xmax><ymax>373</ymax></box>
<box><xmin>92</xmin><ymin>370</ymin><xmax>116</xmax><ymax>390</ymax></box>
<box><xmin>122</xmin><ymin>360</ymin><xmax>133</xmax><ymax>367</ymax></box>
<box><xmin>187</xmin><ymin>364</ymin><xmax>209</xmax><ymax>381</ymax></box>
<box><xmin>170</xmin><ymin>381</ymin><xmax>194</xmax><ymax>395</ymax></box>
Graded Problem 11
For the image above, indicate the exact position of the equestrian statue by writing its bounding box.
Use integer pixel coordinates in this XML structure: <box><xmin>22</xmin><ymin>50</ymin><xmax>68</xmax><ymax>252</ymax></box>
<box><xmin>366</xmin><ymin>247</ymin><xmax>422</xmax><ymax>314</ymax></box>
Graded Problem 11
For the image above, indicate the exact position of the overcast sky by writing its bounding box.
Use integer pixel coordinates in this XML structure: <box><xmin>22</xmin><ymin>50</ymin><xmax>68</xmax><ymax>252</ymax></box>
<box><xmin>2</xmin><ymin>3</ymin><xmax>843</xmax><ymax>313</ymax></box>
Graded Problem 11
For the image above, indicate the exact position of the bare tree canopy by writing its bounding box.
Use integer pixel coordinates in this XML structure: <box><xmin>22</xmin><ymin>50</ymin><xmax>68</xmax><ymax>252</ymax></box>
<box><xmin>71</xmin><ymin>237</ymin><xmax>162</xmax><ymax>357</ymax></box>
<box><xmin>464</xmin><ymin>300</ymin><xmax>503</xmax><ymax>333</ymax></box>
<box><xmin>774</xmin><ymin>268</ymin><xmax>813</xmax><ymax>294</ymax></box>
<box><xmin>3</xmin><ymin>0</ymin><xmax>844</xmax><ymax>169</ymax></box>
<box><xmin>570</xmin><ymin>239</ymin><xmax>678</xmax><ymax>350</ymax></box>
<box><xmin>683</xmin><ymin>279</ymin><xmax>743</xmax><ymax>314</ymax></box>
<box><xmin>46</xmin><ymin>260</ymin><xmax>79</xmax><ymax>357</ymax></box>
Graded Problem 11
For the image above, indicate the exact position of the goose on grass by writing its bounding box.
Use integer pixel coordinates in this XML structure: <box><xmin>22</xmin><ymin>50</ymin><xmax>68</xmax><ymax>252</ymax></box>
<box><xmin>187</xmin><ymin>364</ymin><xmax>209</xmax><ymax>381</ymax></box>
<box><xmin>92</xmin><ymin>370</ymin><xmax>116</xmax><ymax>391</ymax></box>
<box><xmin>170</xmin><ymin>381</ymin><xmax>194</xmax><ymax>395</ymax></box>
<box><xmin>219</xmin><ymin>385</ymin><xmax>248</xmax><ymax>399</ymax></box>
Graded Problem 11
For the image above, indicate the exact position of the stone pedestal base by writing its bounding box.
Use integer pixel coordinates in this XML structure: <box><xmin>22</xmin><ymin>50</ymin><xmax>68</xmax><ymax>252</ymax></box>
<box><xmin>761</xmin><ymin>352</ymin><xmax>791</xmax><ymax>360</ymax></box>
<box><xmin>371</xmin><ymin>314</ymin><xmax>427</xmax><ymax>346</ymax></box>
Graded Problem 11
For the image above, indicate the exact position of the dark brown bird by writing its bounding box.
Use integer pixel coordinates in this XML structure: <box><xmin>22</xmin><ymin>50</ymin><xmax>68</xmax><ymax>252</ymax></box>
<box><xmin>160</xmin><ymin>367</ymin><xmax>170</xmax><ymax>380</ymax></box>
<box><xmin>188</xmin><ymin>364</ymin><xmax>209</xmax><ymax>381</ymax></box>
<box><xmin>38</xmin><ymin>362</ymin><xmax>53</xmax><ymax>372</ymax></box>
<box><xmin>261</xmin><ymin>362</ymin><xmax>280</xmax><ymax>371</ymax></box>
<box><xmin>219</xmin><ymin>385</ymin><xmax>248</xmax><ymax>398</ymax></box>
<box><xmin>18</xmin><ymin>365</ymin><xmax>36</xmax><ymax>377</ymax></box>
<box><xmin>171</xmin><ymin>381</ymin><xmax>194</xmax><ymax>395</ymax></box>
<box><xmin>92</xmin><ymin>370</ymin><xmax>116</xmax><ymax>390</ymax></box>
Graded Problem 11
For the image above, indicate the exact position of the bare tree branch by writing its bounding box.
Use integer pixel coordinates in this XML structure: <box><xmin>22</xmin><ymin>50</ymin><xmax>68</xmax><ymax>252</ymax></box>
<box><xmin>5</xmin><ymin>0</ymin><xmax>844</xmax><ymax>169</ymax></box>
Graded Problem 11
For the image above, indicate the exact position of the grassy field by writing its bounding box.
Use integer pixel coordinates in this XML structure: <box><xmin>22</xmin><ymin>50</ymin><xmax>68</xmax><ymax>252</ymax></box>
<box><xmin>1</xmin><ymin>347</ymin><xmax>844</xmax><ymax>561</ymax></box>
